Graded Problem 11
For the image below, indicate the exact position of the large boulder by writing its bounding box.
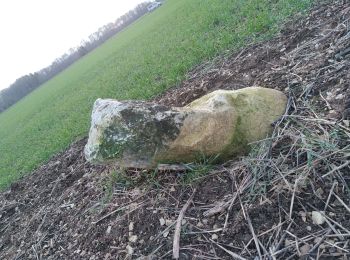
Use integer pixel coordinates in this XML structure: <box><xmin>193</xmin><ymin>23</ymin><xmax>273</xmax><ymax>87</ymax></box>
<box><xmin>85</xmin><ymin>87</ymin><xmax>287</xmax><ymax>168</ymax></box>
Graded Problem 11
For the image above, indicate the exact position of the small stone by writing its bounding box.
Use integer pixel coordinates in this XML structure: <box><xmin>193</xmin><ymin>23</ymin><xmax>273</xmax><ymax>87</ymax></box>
<box><xmin>163</xmin><ymin>231</ymin><xmax>169</xmax><ymax>238</ymax></box>
<box><xmin>335</xmin><ymin>94</ymin><xmax>344</xmax><ymax>100</ymax></box>
<box><xmin>181</xmin><ymin>219</ymin><xmax>187</xmax><ymax>225</ymax></box>
<box><xmin>129</xmin><ymin>235</ymin><xmax>138</xmax><ymax>243</ymax></box>
<box><xmin>196</xmin><ymin>222</ymin><xmax>204</xmax><ymax>228</ymax></box>
<box><xmin>129</xmin><ymin>222</ymin><xmax>134</xmax><ymax>232</ymax></box>
<box><xmin>312</xmin><ymin>211</ymin><xmax>326</xmax><ymax>225</ymax></box>
<box><xmin>106</xmin><ymin>226</ymin><xmax>112</xmax><ymax>235</ymax></box>
<box><xmin>126</xmin><ymin>245</ymin><xmax>133</xmax><ymax>255</ymax></box>
<box><xmin>165</xmin><ymin>219</ymin><xmax>173</xmax><ymax>226</ymax></box>
<box><xmin>300</xmin><ymin>211</ymin><xmax>307</xmax><ymax>222</ymax></box>
<box><xmin>170</xmin><ymin>186</ymin><xmax>176</xmax><ymax>192</ymax></box>
<box><xmin>299</xmin><ymin>244</ymin><xmax>311</xmax><ymax>255</ymax></box>
<box><xmin>211</xmin><ymin>234</ymin><xmax>218</xmax><ymax>240</ymax></box>
<box><xmin>159</xmin><ymin>218</ymin><xmax>166</xmax><ymax>226</ymax></box>
<box><xmin>306</xmin><ymin>226</ymin><xmax>312</xmax><ymax>231</ymax></box>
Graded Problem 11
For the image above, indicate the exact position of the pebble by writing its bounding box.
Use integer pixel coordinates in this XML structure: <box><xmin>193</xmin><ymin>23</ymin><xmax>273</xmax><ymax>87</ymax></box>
<box><xmin>106</xmin><ymin>226</ymin><xmax>112</xmax><ymax>235</ymax></box>
<box><xmin>211</xmin><ymin>234</ymin><xmax>218</xmax><ymax>240</ymax></box>
<box><xmin>129</xmin><ymin>222</ymin><xmax>134</xmax><ymax>232</ymax></box>
<box><xmin>196</xmin><ymin>221</ymin><xmax>203</xmax><ymax>228</ymax></box>
<box><xmin>312</xmin><ymin>211</ymin><xmax>326</xmax><ymax>225</ymax></box>
<box><xmin>335</xmin><ymin>94</ymin><xmax>344</xmax><ymax>100</ymax></box>
<box><xmin>126</xmin><ymin>245</ymin><xmax>134</xmax><ymax>255</ymax></box>
<box><xmin>299</xmin><ymin>244</ymin><xmax>311</xmax><ymax>255</ymax></box>
<box><xmin>129</xmin><ymin>235</ymin><xmax>138</xmax><ymax>243</ymax></box>
<box><xmin>165</xmin><ymin>219</ymin><xmax>173</xmax><ymax>226</ymax></box>
<box><xmin>159</xmin><ymin>218</ymin><xmax>166</xmax><ymax>226</ymax></box>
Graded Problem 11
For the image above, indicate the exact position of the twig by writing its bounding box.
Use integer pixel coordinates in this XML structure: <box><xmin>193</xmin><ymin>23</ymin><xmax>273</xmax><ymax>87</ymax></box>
<box><xmin>289</xmin><ymin>178</ymin><xmax>298</xmax><ymax>219</ymax></box>
<box><xmin>213</xmin><ymin>241</ymin><xmax>247</xmax><ymax>260</ymax></box>
<box><xmin>333</xmin><ymin>193</ymin><xmax>350</xmax><ymax>214</ymax></box>
<box><xmin>186</xmin><ymin>228</ymin><xmax>223</xmax><ymax>235</ymax></box>
<box><xmin>239</xmin><ymin>196</ymin><xmax>263</xmax><ymax>259</ymax></box>
<box><xmin>324</xmin><ymin>181</ymin><xmax>337</xmax><ymax>211</ymax></box>
<box><xmin>31</xmin><ymin>245</ymin><xmax>39</xmax><ymax>260</ymax></box>
<box><xmin>308</xmin><ymin>228</ymin><xmax>332</xmax><ymax>254</ymax></box>
<box><xmin>322</xmin><ymin>161</ymin><xmax>350</xmax><ymax>178</ymax></box>
<box><xmin>92</xmin><ymin>202</ymin><xmax>143</xmax><ymax>225</ymax></box>
<box><xmin>172</xmin><ymin>188</ymin><xmax>197</xmax><ymax>259</ymax></box>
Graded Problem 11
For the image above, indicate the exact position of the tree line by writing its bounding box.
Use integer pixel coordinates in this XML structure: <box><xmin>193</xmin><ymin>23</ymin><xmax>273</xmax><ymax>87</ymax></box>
<box><xmin>0</xmin><ymin>1</ymin><xmax>151</xmax><ymax>113</ymax></box>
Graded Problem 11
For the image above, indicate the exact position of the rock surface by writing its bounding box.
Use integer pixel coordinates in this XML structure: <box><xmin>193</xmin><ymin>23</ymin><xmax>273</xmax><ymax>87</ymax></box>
<box><xmin>85</xmin><ymin>87</ymin><xmax>287</xmax><ymax>168</ymax></box>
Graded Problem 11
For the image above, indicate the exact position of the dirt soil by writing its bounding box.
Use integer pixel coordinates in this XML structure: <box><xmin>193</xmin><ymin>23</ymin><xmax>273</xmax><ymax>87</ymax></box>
<box><xmin>1</xmin><ymin>1</ymin><xmax>350</xmax><ymax>259</ymax></box>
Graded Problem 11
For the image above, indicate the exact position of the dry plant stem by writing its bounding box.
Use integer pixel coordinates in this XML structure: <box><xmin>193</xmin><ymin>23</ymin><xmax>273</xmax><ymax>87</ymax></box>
<box><xmin>239</xmin><ymin>194</ymin><xmax>263</xmax><ymax>259</ymax></box>
<box><xmin>333</xmin><ymin>193</ymin><xmax>350</xmax><ymax>214</ymax></box>
<box><xmin>270</xmin><ymin>222</ymin><xmax>293</xmax><ymax>256</ymax></box>
<box><xmin>321</xmin><ymin>161</ymin><xmax>350</xmax><ymax>178</ymax></box>
<box><xmin>92</xmin><ymin>202</ymin><xmax>144</xmax><ymax>224</ymax></box>
<box><xmin>308</xmin><ymin>203</ymin><xmax>350</xmax><ymax>234</ymax></box>
<box><xmin>324</xmin><ymin>181</ymin><xmax>337</xmax><ymax>211</ymax></box>
<box><xmin>172</xmin><ymin>188</ymin><xmax>197</xmax><ymax>259</ymax></box>
<box><xmin>308</xmin><ymin>228</ymin><xmax>332</xmax><ymax>254</ymax></box>
<box><xmin>289</xmin><ymin>178</ymin><xmax>299</xmax><ymax>219</ymax></box>
<box><xmin>212</xmin><ymin>241</ymin><xmax>247</xmax><ymax>260</ymax></box>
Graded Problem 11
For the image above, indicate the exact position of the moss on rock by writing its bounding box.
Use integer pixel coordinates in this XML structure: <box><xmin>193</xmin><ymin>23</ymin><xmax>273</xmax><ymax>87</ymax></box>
<box><xmin>85</xmin><ymin>87</ymin><xmax>287</xmax><ymax>168</ymax></box>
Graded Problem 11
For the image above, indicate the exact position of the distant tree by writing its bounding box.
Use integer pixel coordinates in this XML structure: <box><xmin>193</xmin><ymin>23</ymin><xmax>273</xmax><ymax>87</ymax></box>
<box><xmin>0</xmin><ymin>1</ymin><xmax>151</xmax><ymax>113</ymax></box>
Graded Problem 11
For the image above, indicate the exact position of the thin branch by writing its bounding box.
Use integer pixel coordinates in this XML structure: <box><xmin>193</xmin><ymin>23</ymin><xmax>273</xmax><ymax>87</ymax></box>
<box><xmin>172</xmin><ymin>188</ymin><xmax>197</xmax><ymax>259</ymax></box>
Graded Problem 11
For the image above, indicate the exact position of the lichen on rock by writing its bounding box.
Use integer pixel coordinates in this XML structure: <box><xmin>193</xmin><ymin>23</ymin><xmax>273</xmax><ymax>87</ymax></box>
<box><xmin>85</xmin><ymin>87</ymin><xmax>287</xmax><ymax>168</ymax></box>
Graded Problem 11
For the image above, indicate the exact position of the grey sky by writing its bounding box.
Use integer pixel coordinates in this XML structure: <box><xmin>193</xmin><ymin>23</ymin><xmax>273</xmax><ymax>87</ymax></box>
<box><xmin>0</xmin><ymin>0</ymin><xmax>144</xmax><ymax>90</ymax></box>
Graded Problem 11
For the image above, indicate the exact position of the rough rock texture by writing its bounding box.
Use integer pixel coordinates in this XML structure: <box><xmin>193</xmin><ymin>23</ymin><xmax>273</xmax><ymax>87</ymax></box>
<box><xmin>85</xmin><ymin>87</ymin><xmax>287</xmax><ymax>167</ymax></box>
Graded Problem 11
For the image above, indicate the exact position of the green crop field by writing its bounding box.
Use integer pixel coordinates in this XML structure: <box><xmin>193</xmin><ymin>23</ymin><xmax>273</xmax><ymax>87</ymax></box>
<box><xmin>0</xmin><ymin>0</ymin><xmax>312</xmax><ymax>189</ymax></box>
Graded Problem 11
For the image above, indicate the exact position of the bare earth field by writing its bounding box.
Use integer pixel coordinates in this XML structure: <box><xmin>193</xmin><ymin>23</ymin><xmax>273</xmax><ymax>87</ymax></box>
<box><xmin>1</xmin><ymin>1</ymin><xmax>349</xmax><ymax>259</ymax></box>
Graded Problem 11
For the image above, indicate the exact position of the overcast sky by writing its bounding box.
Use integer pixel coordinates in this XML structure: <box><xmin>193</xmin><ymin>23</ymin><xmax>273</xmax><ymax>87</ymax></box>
<box><xmin>0</xmin><ymin>0</ymin><xmax>144</xmax><ymax>90</ymax></box>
